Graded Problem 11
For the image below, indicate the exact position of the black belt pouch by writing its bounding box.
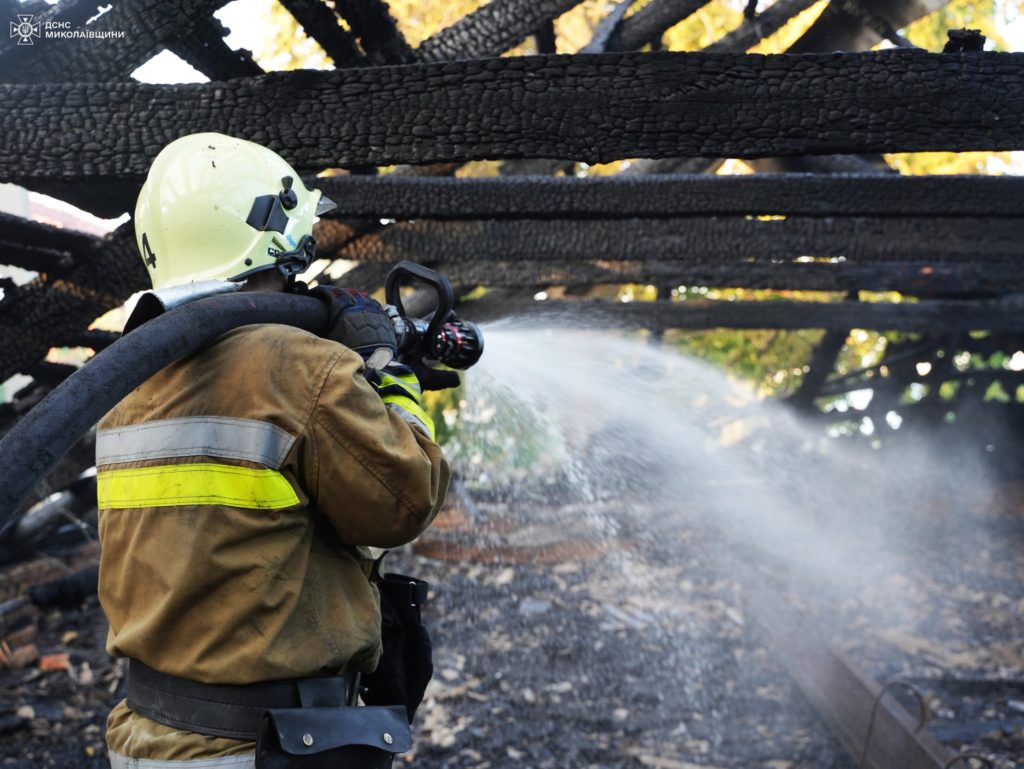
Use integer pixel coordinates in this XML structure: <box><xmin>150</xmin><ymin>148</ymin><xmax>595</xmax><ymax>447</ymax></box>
<box><xmin>361</xmin><ymin>573</ymin><xmax>433</xmax><ymax>722</ymax></box>
<box><xmin>256</xmin><ymin>705</ymin><xmax>410</xmax><ymax>769</ymax></box>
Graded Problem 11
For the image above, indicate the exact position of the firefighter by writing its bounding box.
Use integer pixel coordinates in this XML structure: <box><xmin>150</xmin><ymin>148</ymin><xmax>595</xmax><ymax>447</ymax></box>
<box><xmin>96</xmin><ymin>133</ymin><xmax>450</xmax><ymax>768</ymax></box>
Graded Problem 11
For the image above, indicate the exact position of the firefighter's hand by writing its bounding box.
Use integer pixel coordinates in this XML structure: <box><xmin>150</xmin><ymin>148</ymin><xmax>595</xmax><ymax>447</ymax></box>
<box><xmin>310</xmin><ymin>285</ymin><xmax>397</xmax><ymax>368</ymax></box>
<box><xmin>405</xmin><ymin>359</ymin><xmax>460</xmax><ymax>392</ymax></box>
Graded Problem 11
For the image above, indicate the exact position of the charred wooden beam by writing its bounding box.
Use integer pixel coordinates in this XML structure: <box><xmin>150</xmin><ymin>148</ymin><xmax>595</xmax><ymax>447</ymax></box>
<box><xmin>608</xmin><ymin>0</ymin><xmax>708</xmax><ymax>51</ymax></box>
<box><xmin>0</xmin><ymin>225</ymin><xmax>143</xmax><ymax>383</ymax></box>
<box><xmin>66</xmin><ymin>329</ymin><xmax>121</xmax><ymax>352</ymax></box>
<box><xmin>619</xmin><ymin>157</ymin><xmax>723</xmax><ymax>175</ymax></box>
<box><xmin>813</xmin><ymin>365</ymin><xmax>1024</xmax><ymax>400</ymax></box>
<box><xmin>334</xmin><ymin>0</ymin><xmax>414</xmax><ymax>64</ymax></box>
<box><xmin>5</xmin><ymin>50</ymin><xmax>1024</xmax><ymax>188</ymax></box>
<box><xmin>790</xmin><ymin>326</ymin><xmax>854</xmax><ymax>409</ymax></box>
<box><xmin>457</xmin><ymin>295</ymin><xmax>1024</xmax><ymax>334</ymax></box>
<box><xmin>416</xmin><ymin>0</ymin><xmax>586</xmax><ymax>61</ymax></box>
<box><xmin>500</xmin><ymin>0</ymin><xmax>710</xmax><ymax>177</ymax></box>
<box><xmin>0</xmin><ymin>0</ymin><xmax>226</xmax><ymax>83</ymax></box>
<box><xmin>706</xmin><ymin>0</ymin><xmax>821</xmax><ymax>53</ymax></box>
<box><xmin>334</xmin><ymin>259</ymin><xmax>1024</xmax><ymax>297</ymax></box>
<box><xmin>319</xmin><ymin>174</ymin><xmax>1024</xmax><ymax>219</ymax></box>
<box><xmin>333</xmin><ymin>217</ymin><xmax>1024</xmax><ymax>265</ymax></box>
<box><xmin>0</xmin><ymin>212</ymin><xmax>96</xmax><ymax>253</ymax></box>
<box><xmin>0</xmin><ymin>240</ymin><xmax>75</xmax><ymax>276</ymax></box>
<box><xmin>763</xmin><ymin>611</ymin><xmax>954</xmax><ymax>769</ymax></box>
<box><xmin>790</xmin><ymin>0</ymin><xmax>948</xmax><ymax>53</ymax></box>
<box><xmin>581</xmin><ymin>0</ymin><xmax>637</xmax><ymax>54</ymax></box>
<box><xmin>166</xmin><ymin>17</ymin><xmax>263</xmax><ymax>80</ymax></box>
<box><xmin>278</xmin><ymin>0</ymin><xmax>366</xmax><ymax>68</ymax></box>
<box><xmin>535</xmin><ymin>20</ymin><xmax>557</xmax><ymax>55</ymax></box>
<box><xmin>749</xmin><ymin>155</ymin><xmax>893</xmax><ymax>174</ymax></box>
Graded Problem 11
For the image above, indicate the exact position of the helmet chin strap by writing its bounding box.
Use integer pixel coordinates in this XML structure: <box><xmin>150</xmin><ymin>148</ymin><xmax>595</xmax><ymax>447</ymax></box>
<box><xmin>274</xmin><ymin>234</ymin><xmax>317</xmax><ymax>283</ymax></box>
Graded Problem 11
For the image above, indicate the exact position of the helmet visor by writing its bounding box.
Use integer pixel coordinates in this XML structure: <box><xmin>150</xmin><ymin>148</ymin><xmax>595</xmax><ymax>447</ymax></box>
<box><xmin>315</xmin><ymin>193</ymin><xmax>337</xmax><ymax>217</ymax></box>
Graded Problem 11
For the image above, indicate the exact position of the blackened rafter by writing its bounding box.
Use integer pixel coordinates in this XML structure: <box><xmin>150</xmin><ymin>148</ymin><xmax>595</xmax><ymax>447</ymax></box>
<box><xmin>0</xmin><ymin>224</ymin><xmax>143</xmax><ymax>384</ymax></box>
<box><xmin>334</xmin><ymin>0</ymin><xmax>414</xmax><ymax>64</ymax></box>
<box><xmin>416</xmin><ymin>0</ymin><xmax>587</xmax><ymax>61</ymax></box>
<box><xmin>706</xmin><ymin>0</ymin><xmax>822</xmax><ymax>52</ymax></box>
<box><xmin>790</xmin><ymin>0</ymin><xmax>948</xmax><ymax>53</ymax></box>
<box><xmin>4</xmin><ymin>51</ymin><xmax>1024</xmax><ymax>188</ymax></box>
<box><xmin>166</xmin><ymin>17</ymin><xmax>263</xmax><ymax>79</ymax></box>
<box><xmin>333</xmin><ymin>259</ymin><xmax>1024</xmax><ymax>297</ymax></box>
<box><xmin>330</xmin><ymin>216</ymin><xmax>1023</xmax><ymax>265</ymax></box>
<box><xmin>607</xmin><ymin>0</ymin><xmax>708</xmax><ymax>51</ymax></box>
<box><xmin>316</xmin><ymin>174</ymin><xmax>1024</xmax><ymax>220</ymax></box>
<box><xmin>457</xmin><ymin>295</ymin><xmax>1024</xmax><ymax>334</ymax></box>
<box><xmin>277</xmin><ymin>0</ymin><xmax>366</xmax><ymax>68</ymax></box>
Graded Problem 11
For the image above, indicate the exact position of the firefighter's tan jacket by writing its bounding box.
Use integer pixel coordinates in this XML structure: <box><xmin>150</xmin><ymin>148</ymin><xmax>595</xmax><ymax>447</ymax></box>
<box><xmin>96</xmin><ymin>323</ymin><xmax>450</xmax><ymax>762</ymax></box>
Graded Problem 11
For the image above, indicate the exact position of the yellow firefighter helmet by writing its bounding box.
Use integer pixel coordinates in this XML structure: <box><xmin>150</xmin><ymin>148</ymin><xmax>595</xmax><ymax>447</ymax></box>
<box><xmin>133</xmin><ymin>133</ymin><xmax>335</xmax><ymax>290</ymax></box>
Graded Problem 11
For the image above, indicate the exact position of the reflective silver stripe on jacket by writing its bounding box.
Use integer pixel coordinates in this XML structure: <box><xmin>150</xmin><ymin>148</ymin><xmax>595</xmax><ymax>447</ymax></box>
<box><xmin>97</xmin><ymin>417</ymin><xmax>296</xmax><ymax>469</ymax></box>
<box><xmin>386</xmin><ymin>403</ymin><xmax>432</xmax><ymax>437</ymax></box>
<box><xmin>109</xmin><ymin>752</ymin><xmax>255</xmax><ymax>769</ymax></box>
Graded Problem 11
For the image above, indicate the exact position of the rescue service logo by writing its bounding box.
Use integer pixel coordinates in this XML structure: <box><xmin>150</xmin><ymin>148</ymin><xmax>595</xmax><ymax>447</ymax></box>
<box><xmin>9</xmin><ymin>14</ymin><xmax>39</xmax><ymax>45</ymax></box>
<box><xmin>8</xmin><ymin>13</ymin><xmax>125</xmax><ymax>44</ymax></box>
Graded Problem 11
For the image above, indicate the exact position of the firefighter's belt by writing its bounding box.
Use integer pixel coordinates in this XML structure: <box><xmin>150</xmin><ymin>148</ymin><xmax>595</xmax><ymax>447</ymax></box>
<box><xmin>126</xmin><ymin>659</ymin><xmax>357</xmax><ymax>741</ymax></box>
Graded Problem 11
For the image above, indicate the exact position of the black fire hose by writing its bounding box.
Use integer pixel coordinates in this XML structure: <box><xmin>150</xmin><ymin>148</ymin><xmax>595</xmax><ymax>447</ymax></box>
<box><xmin>0</xmin><ymin>292</ymin><xmax>329</xmax><ymax>523</ymax></box>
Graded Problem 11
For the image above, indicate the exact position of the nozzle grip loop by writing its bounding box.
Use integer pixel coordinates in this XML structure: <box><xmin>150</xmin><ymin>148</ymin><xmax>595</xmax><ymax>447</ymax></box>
<box><xmin>384</xmin><ymin>261</ymin><xmax>455</xmax><ymax>349</ymax></box>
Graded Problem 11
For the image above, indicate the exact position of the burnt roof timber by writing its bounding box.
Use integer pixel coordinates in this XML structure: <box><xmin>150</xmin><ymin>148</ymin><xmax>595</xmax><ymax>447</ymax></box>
<box><xmin>706</xmin><ymin>0</ymin><xmax>821</xmax><ymax>53</ymax></box>
<box><xmin>0</xmin><ymin>241</ymin><xmax>75</xmax><ymax>276</ymax></box>
<box><xmin>607</xmin><ymin>0</ymin><xmax>709</xmax><ymax>51</ymax></box>
<box><xmin>166</xmin><ymin>17</ymin><xmax>263</xmax><ymax>80</ymax></box>
<box><xmin>790</xmin><ymin>0</ymin><xmax>949</xmax><ymax>53</ymax></box>
<box><xmin>497</xmin><ymin>0</ymin><xmax>800</xmax><ymax>176</ymax></box>
<box><xmin>0</xmin><ymin>212</ymin><xmax>96</xmax><ymax>253</ymax></box>
<box><xmin>4</xmin><ymin>50</ymin><xmax>1023</xmax><ymax>188</ymax></box>
<box><xmin>457</xmin><ymin>295</ymin><xmax>1024</xmax><ymax>334</ymax></box>
<box><xmin>0</xmin><ymin>224</ymin><xmax>142</xmax><ymax>383</ymax></box>
<box><xmin>580</xmin><ymin>0</ymin><xmax>637</xmax><ymax>55</ymax></box>
<box><xmin>416</xmin><ymin>0</ymin><xmax>588</xmax><ymax>61</ymax></box>
<box><xmin>277</xmin><ymin>0</ymin><xmax>367</xmax><ymax>68</ymax></box>
<box><xmin>334</xmin><ymin>0</ymin><xmax>414</xmax><ymax>64</ymax></box>
<box><xmin>330</xmin><ymin>216</ymin><xmax>1024</xmax><ymax>265</ymax></box>
<box><xmin>332</xmin><ymin>259</ymin><xmax>1024</xmax><ymax>298</ymax></box>
<box><xmin>316</xmin><ymin>174</ymin><xmax>1024</xmax><ymax>219</ymax></box>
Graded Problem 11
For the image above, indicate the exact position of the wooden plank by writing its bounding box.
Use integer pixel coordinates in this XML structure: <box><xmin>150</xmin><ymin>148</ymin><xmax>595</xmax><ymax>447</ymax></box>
<box><xmin>333</xmin><ymin>258</ymin><xmax>1024</xmax><ymax>296</ymax></box>
<box><xmin>457</xmin><ymin>295</ymin><xmax>1024</xmax><ymax>333</ymax></box>
<box><xmin>333</xmin><ymin>217</ymin><xmax>1024</xmax><ymax>264</ymax></box>
<box><xmin>318</xmin><ymin>174</ymin><xmax>1024</xmax><ymax>219</ymax></box>
<box><xmin>4</xmin><ymin>50</ymin><xmax>1024</xmax><ymax>183</ymax></box>
<box><xmin>763</xmin><ymin>611</ymin><xmax>954</xmax><ymax>769</ymax></box>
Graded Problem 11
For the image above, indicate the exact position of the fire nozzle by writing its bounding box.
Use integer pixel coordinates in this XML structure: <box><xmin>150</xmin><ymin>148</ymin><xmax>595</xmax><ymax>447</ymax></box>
<box><xmin>383</xmin><ymin>261</ymin><xmax>484</xmax><ymax>371</ymax></box>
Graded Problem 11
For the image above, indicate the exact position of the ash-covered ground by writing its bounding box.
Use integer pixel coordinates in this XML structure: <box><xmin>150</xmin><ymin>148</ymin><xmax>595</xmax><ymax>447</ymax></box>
<box><xmin>1</xmin><ymin>464</ymin><xmax>1019</xmax><ymax>769</ymax></box>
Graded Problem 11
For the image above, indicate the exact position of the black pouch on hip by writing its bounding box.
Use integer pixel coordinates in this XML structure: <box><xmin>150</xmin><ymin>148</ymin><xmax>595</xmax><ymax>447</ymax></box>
<box><xmin>256</xmin><ymin>705</ymin><xmax>410</xmax><ymax>769</ymax></box>
<box><xmin>361</xmin><ymin>573</ymin><xmax>433</xmax><ymax>722</ymax></box>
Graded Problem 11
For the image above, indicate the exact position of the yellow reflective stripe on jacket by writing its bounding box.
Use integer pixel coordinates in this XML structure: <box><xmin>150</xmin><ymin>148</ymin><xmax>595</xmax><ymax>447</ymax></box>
<box><xmin>97</xmin><ymin>463</ymin><xmax>300</xmax><ymax>510</ymax></box>
<box><xmin>377</xmin><ymin>371</ymin><xmax>421</xmax><ymax>397</ymax></box>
